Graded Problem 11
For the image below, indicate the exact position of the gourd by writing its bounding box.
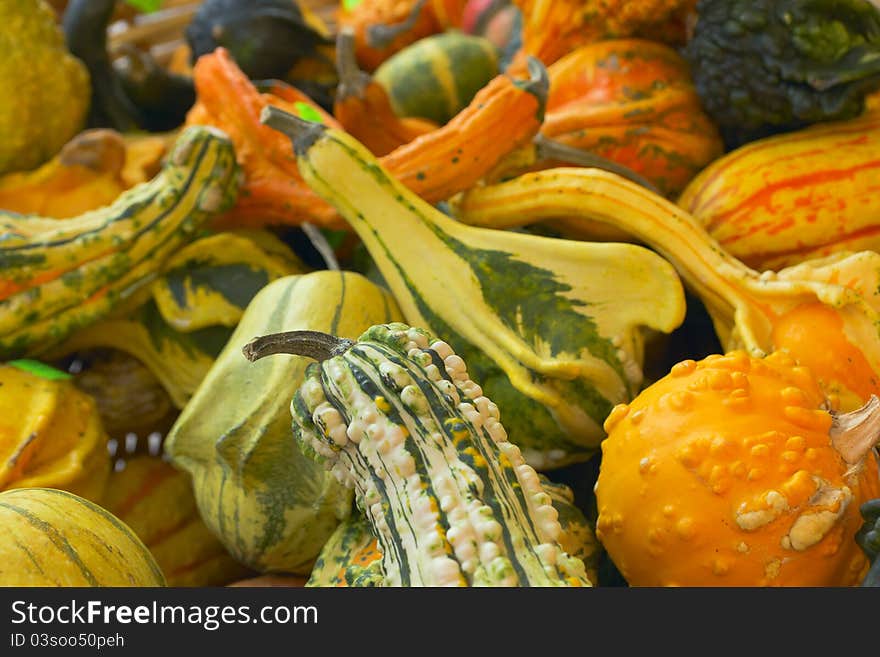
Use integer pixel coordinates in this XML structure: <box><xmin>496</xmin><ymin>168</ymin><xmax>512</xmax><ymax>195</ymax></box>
<box><xmin>42</xmin><ymin>229</ymin><xmax>305</xmax><ymax>410</ymax></box>
<box><xmin>0</xmin><ymin>487</ymin><xmax>165</xmax><ymax>586</ymax></box>
<box><xmin>188</xmin><ymin>47</ymin><xmax>548</xmax><ymax>230</ymax></box>
<box><xmin>262</xmin><ymin>108</ymin><xmax>686</xmax><ymax>469</ymax></box>
<box><xmin>594</xmin><ymin>350</ymin><xmax>880</xmax><ymax>586</ymax></box>
<box><xmin>372</xmin><ymin>30</ymin><xmax>499</xmax><ymax>125</ymax></box>
<box><xmin>0</xmin><ymin>125</ymin><xmax>240</xmax><ymax>361</ymax></box>
<box><xmin>541</xmin><ymin>39</ymin><xmax>724</xmax><ymax>199</ymax></box>
<box><xmin>450</xmin><ymin>166</ymin><xmax>880</xmax><ymax>414</ymax></box>
<box><xmin>678</xmin><ymin>113</ymin><xmax>880</xmax><ymax>271</ymax></box>
<box><xmin>185</xmin><ymin>0</ymin><xmax>333</xmax><ymax>81</ymax></box>
<box><xmin>101</xmin><ymin>455</ymin><xmax>251</xmax><ymax>587</ymax></box>
<box><xmin>0</xmin><ymin>360</ymin><xmax>111</xmax><ymax>502</ymax></box>
<box><xmin>333</xmin><ymin>29</ymin><xmax>438</xmax><ymax>156</ymax></box>
<box><xmin>243</xmin><ymin>322</ymin><xmax>592</xmax><ymax>586</ymax></box>
<box><xmin>163</xmin><ymin>271</ymin><xmax>403</xmax><ymax>574</ymax></box>
<box><xmin>306</xmin><ymin>473</ymin><xmax>602</xmax><ymax>586</ymax></box>
<box><xmin>507</xmin><ymin>0</ymin><xmax>696</xmax><ymax>71</ymax></box>
<box><xmin>337</xmin><ymin>0</ymin><xmax>469</xmax><ymax>72</ymax></box>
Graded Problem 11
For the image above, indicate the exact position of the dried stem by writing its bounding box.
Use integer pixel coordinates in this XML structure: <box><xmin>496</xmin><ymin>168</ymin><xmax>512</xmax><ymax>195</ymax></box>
<box><xmin>242</xmin><ymin>330</ymin><xmax>354</xmax><ymax>363</ymax></box>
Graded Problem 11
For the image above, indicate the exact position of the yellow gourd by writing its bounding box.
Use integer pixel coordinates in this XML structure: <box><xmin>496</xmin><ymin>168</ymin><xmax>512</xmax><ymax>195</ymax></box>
<box><xmin>595</xmin><ymin>350</ymin><xmax>880</xmax><ymax>587</ymax></box>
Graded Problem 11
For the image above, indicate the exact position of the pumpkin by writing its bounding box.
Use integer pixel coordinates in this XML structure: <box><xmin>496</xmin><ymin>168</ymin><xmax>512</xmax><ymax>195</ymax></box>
<box><xmin>333</xmin><ymin>28</ymin><xmax>438</xmax><ymax>157</ymax></box>
<box><xmin>0</xmin><ymin>360</ymin><xmax>111</xmax><ymax>502</ymax></box>
<box><xmin>678</xmin><ymin>113</ymin><xmax>880</xmax><ymax>271</ymax></box>
<box><xmin>450</xmin><ymin>166</ymin><xmax>880</xmax><ymax>414</ymax></box>
<box><xmin>541</xmin><ymin>39</ymin><xmax>724</xmax><ymax>199</ymax></box>
<box><xmin>163</xmin><ymin>271</ymin><xmax>403</xmax><ymax>574</ymax></box>
<box><xmin>595</xmin><ymin>350</ymin><xmax>880</xmax><ymax>586</ymax></box>
<box><xmin>0</xmin><ymin>125</ymin><xmax>240</xmax><ymax>361</ymax></box>
<box><xmin>244</xmin><ymin>323</ymin><xmax>592</xmax><ymax>586</ymax></box>
<box><xmin>262</xmin><ymin>107</ymin><xmax>686</xmax><ymax>470</ymax></box>
<box><xmin>0</xmin><ymin>487</ymin><xmax>165</xmax><ymax>586</ymax></box>
<box><xmin>100</xmin><ymin>455</ymin><xmax>252</xmax><ymax>587</ymax></box>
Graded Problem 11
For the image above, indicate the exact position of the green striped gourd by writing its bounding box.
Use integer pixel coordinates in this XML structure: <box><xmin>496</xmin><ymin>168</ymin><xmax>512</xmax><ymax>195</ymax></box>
<box><xmin>373</xmin><ymin>30</ymin><xmax>499</xmax><ymax>124</ymax></box>
<box><xmin>0</xmin><ymin>487</ymin><xmax>165</xmax><ymax>586</ymax></box>
<box><xmin>164</xmin><ymin>271</ymin><xmax>403</xmax><ymax>574</ymax></box>
<box><xmin>0</xmin><ymin>125</ymin><xmax>240</xmax><ymax>361</ymax></box>
<box><xmin>44</xmin><ymin>230</ymin><xmax>307</xmax><ymax>409</ymax></box>
<box><xmin>243</xmin><ymin>322</ymin><xmax>592</xmax><ymax>586</ymax></box>
<box><xmin>306</xmin><ymin>473</ymin><xmax>602</xmax><ymax>586</ymax></box>
<box><xmin>262</xmin><ymin>107</ymin><xmax>686</xmax><ymax>470</ymax></box>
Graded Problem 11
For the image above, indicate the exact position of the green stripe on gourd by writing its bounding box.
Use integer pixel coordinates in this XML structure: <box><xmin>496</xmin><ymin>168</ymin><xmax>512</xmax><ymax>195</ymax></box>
<box><xmin>0</xmin><ymin>487</ymin><xmax>165</xmax><ymax>587</ymax></box>
<box><xmin>0</xmin><ymin>125</ymin><xmax>240</xmax><ymax>361</ymax></box>
<box><xmin>260</xmin><ymin>108</ymin><xmax>687</xmax><ymax>470</ymax></box>
<box><xmin>373</xmin><ymin>30</ymin><xmax>499</xmax><ymax>125</ymax></box>
<box><xmin>164</xmin><ymin>271</ymin><xmax>403</xmax><ymax>574</ymax></box>
<box><xmin>306</xmin><ymin>472</ymin><xmax>602</xmax><ymax>586</ymax></box>
<box><xmin>244</xmin><ymin>322</ymin><xmax>592</xmax><ymax>587</ymax></box>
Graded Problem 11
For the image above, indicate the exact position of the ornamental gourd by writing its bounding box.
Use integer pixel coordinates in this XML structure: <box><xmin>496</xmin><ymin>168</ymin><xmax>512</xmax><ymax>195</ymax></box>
<box><xmin>0</xmin><ymin>360</ymin><xmax>111</xmax><ymax>502</ymax></box>
<box><xmin>101</xmin><ymin>455</ymin><xmax>251</xmax><ymax>587</ymax></box>
<box><xmin>678</xmin><ymin>113</ymin><xmax>880</xmax><ymax>271</ymax></box>
<box><xmin>262</xmin><ymin>107</ymin><xmax>686</xmax><ymax>469</ymax></box>
<box><xmin>450</xmin><ymin>167</ymin><xmax>880</xmax><ymax>414</ymax></box>
<box><xmin>594</xmin><ymin>350</ymin><xmax>880</xmax><ymax>586</ymax></box>
<box><xmin>0</xmin><ymin>487</ymin><xmax>165</xmax><ymax>586</ymax></box>
<box><xmin>0</xmin><ymin>125</ymin><xmax>240</xmax><ymax>361</ymax></box>
<box><xmin>243</xmin><ymin>323</ymin><xmax>592</xmax><ymax>586</ymax></box>
<box><xmin>306</xmin><ymin>473</ymin><xmax>602</xmax><ymax>586</ymax></box>
<box><xmin>164</xmin><ymin>271</ymin><xmax>403</xmax><ymax>574</ymax></box>
<box><xmin>541</xmin><ymin>39</ymin><xmax>724</xmax><ymax>199</ymax></box>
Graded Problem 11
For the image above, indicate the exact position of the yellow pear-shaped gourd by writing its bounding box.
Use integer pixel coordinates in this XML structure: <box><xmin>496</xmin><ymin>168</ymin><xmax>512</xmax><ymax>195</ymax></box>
<box><xmin>595</xmin><ymin>350</ymin><xmax>880</xmax><ymax>587</ymax></box>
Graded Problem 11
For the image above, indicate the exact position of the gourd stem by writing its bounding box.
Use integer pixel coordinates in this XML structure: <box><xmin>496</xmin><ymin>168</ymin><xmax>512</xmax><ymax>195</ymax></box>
<box><xmin>533</xmin><ymin>134</ymin><xmax>660</xmax><ymax>194</ymax></box>
<box><xmin>367</xmin><ymin>0</ymin><xmax>428</xmax><ymax>48</ymax></box>
<box><xmin>830</xmin><ymin>394</ymin><xmax>880</xmax><ymax>465</ymax></box>
<box><xmin>335</xmin><ymin>28</ymin><xmax>371</xmax><ymax>100</ymax></box>
<box><xmin>260</xmin><ymin>105</ymin><xmax>326</xmax><ymax>155</ymax></box>
<box><xmin>242</xmin><ymin>330</ymin><xmax>354</xmax><ymax>363</ymax></box>
<box><xmin>517</xmin><ymin>56</ymin><xmax>550</xmax><ymax>104</ymax></box>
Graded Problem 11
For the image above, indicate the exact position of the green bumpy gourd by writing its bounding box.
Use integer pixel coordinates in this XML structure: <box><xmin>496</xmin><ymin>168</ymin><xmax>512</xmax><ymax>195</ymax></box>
<box><xmin>244</xmin><ymin>322</ymin><xmax>592</xmax><ymax>586</ymax></box>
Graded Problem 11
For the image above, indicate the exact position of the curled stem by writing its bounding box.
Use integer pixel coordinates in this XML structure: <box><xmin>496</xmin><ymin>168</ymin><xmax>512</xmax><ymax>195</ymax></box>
<box><xmin>242</xmin><ymin>330</ymin><xmax>354</xmax><ymax>363</ymax></box>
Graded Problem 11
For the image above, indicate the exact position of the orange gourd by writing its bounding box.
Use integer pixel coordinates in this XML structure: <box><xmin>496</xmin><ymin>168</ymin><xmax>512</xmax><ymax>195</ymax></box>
<box><xmin>595</xmin><ymin>350</ymin><xmax>880</xmax><ymax>587</ymax></box>
<box><xmin>188</xmin><ymin>47</ymin><xmax>548</xmax><ymax>229</ymax></box>
<box><xmin>332</xmin><ymin>29</ymin><xmax>437</xmax><ymax>156</ymax></box>
<box><xmin>541</xmin><ymin>39</ymin><xmax>724</xmax><ymax>198</ymax></box>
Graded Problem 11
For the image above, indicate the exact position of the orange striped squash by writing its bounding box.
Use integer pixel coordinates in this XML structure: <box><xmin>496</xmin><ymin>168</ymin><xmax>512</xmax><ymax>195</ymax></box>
<box><xmin>678</xmin><ymin>113</ymin><xmax>880</xmax><ymax>271</ymax></box>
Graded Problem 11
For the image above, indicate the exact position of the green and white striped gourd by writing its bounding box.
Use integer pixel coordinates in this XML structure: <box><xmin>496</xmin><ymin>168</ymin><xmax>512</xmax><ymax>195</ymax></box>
<box><xmin>243</xmin><ymin>322</ymin><xmax>592</xmax><ymax>587</ymax></box>
<box><xmin>306</xmin><ymin>472</ymin><xmax>601</xmax><ymax>586</ymax></box>
<box><xmin>261</xmin><ymin>107</ymin><xmax>686</xmax><ymax>470</ymax></box>
<box><xmin>0</xmin><ymin>125</ymin><xmax>240</xmax><ymax>360</ymax></box>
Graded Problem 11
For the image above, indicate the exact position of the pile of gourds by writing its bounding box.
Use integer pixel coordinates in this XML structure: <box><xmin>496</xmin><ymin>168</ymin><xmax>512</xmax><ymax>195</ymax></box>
<box><xmin>1</xmin><ymin>0</ymin><xmax>880</xmax><ymax>588</ymax></box>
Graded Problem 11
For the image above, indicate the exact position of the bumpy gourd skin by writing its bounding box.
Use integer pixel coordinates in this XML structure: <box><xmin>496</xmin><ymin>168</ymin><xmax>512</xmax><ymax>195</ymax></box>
<box><xmin>595</xmin><ymin>350</ymin><xmax>880</xmax><ymax>587</ymax></box>
<box><xmin>0</xmin><ymin>0</ymin><xmax>90</xmax><ymax>175</ymax></box>
<box><xmin>289</xmin><ymin>322</ymin><xmax>591</xmax><ymax>586</ymax></box>
<box><xmin>684</xmin><ymin>0</ymin><xmax>880</xmax><ymax>148</ymax></box>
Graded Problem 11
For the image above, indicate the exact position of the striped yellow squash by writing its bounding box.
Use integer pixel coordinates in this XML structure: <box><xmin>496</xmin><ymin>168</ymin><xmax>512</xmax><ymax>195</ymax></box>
<box><xmin>0</xmin><ymin>487</ymin><xmax>165</xmax><ymax>586</ymax></box>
